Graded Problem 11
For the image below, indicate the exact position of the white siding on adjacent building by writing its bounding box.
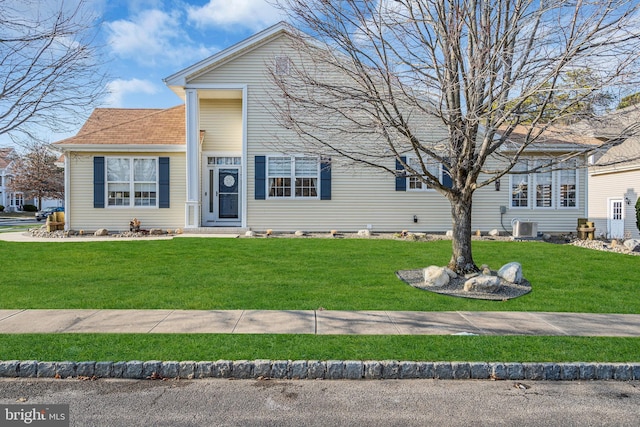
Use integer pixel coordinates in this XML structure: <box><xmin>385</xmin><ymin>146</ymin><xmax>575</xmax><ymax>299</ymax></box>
<box><xmin>588</xmin><ymin>169</ymin><xmax>640</xmax><ymax>239</ymax></box>
<box><xmin>67</xmin><ymin>152</ymin><xmax>186</xmax><ymax>232</ymax></box>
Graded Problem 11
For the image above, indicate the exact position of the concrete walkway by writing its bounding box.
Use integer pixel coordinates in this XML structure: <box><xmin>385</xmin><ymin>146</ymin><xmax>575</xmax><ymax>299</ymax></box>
<box><xmin>1</xmin><ymin>309</ymin><xmax>639</xmax><ymax>336</ymax></box>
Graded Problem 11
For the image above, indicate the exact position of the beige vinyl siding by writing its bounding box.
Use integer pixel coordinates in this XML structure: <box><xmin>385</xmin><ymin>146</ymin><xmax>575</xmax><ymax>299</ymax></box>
<box><xmin>66</xmin><ymin>151</ymin><xmax>186</xmax><ymax>232</ymax></box>
<box><xmin>588</xmin><ymin>168</ymin><xmax>640</xmax><ymax>239</ymax></box>
<box><xmin>200</xmin><ymin>99</ymin><xmax>242</xmax><ymax>152</ymax></box>
<box><xmin>245</xmin><ymin>157</ymin><xmax>587</xmax><ymax>233</ymax></box>
<box><xmin>190</xmin><ymin>33</ymin><xmax>588</xmax><ymax>233</ymax></box>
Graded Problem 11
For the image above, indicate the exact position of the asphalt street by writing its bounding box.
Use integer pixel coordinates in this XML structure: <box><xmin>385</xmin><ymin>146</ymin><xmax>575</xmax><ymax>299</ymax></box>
<box><xmin>0</xmin><ymin>217</ymin><xmax>37</xmax><ymax>226</ymax></box>
<box><xmin>1</xmin><ymin>378</ymin><xmax>639</xmax><ymax>426</ymax></box>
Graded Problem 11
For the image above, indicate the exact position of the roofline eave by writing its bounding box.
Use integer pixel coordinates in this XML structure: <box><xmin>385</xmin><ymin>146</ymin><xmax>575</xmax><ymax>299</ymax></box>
<box><xmin>55</xmin><ymin>144</ymin><xmax>186</xmax><ymax>153</ymax></box>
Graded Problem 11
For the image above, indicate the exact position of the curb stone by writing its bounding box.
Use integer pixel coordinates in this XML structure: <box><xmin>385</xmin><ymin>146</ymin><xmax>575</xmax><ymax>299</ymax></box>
<box><xmin>1</xmin><ymin>360</ymin><xmax>639</xmax><ymax>380</ymax></box>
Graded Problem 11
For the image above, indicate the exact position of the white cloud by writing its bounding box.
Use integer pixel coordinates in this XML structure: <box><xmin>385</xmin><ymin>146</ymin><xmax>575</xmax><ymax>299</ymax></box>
<box><xmin>105</xmin><ymin>9</ymin><xmax>213</xmax><ymax>66</ymax></box>
<box><xmin>187</xmin><ymin>0</ymin><xmax>283</xmax><ymax>30</ymax></box>
<box><xmin>105</xmin><ymin>78</ymin><xmax>159</xmax><ymax>107</ymax></box>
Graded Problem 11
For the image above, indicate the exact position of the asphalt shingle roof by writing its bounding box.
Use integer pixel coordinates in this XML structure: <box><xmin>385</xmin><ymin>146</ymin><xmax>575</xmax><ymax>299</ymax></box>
<box><xmin>55</xmin><ymin>105</ymin><xmax>185</xmax><ymax>146</ymax></box>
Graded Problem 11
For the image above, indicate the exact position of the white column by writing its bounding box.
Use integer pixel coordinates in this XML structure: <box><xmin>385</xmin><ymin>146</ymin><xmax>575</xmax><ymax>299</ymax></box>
<box><xmin>185</xmin><ymin>89</ymin><xmax>200</xmax><ymax>228</ymax></box>
<box><xmin>64</xmin><ymin>151</ymin><xmax>70</xmax><ymax>230</ymax></box>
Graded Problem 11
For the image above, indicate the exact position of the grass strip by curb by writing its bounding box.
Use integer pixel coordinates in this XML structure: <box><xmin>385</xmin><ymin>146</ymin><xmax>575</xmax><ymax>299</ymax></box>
<box><xmin>1</xmin><ymin>334</ymin><xmax>639</xmax><ymax>363</ymax></box>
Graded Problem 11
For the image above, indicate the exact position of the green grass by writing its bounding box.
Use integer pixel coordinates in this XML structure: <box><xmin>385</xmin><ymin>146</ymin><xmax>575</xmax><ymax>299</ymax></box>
<box><xmin>0</xmin><ymin>238</ymin><xmax>638</xmax><ymax>313</ymax></box>
<box><xmin>0</xmin><ymin>224</ymin><xmax>34</xmax><ymax>233</ymax></box>
<box><xmin>0</xmin><ymin>334</ymin><xmax>637</xmax><ymax>362</ymax></box>
<box><xmin>1</xmin><ymin>238</ymin><xmax>639</xmax><ymax>362</ymax></box>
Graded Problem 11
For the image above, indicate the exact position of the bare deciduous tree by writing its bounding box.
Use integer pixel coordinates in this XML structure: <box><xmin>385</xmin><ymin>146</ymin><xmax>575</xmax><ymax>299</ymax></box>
<box><xmin>6</xmin><ymin>142</ymin><xmax>64</xmax><ymax>210</ymax></box>
<box><xmin>0</xmin><ymin>0</ymin><xmax>107</xmax><ymax>145</ymax></box>
<box><xmin>271</xmin><ymin>0</ymin><xmax>640</xmax><ymax>272</ymax></box>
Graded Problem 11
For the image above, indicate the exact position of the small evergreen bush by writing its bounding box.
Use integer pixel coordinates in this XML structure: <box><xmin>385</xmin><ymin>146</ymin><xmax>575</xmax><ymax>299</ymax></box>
<box><xmin>636</xmin><ymin>198</ymin><xmax>640</xmax><ymax>233</ymax></box>
<box><xmin>22</xmin><ymin>204</ymin><xmax>37</xmax><ymax>212</ymax></box>
<box><xmin>0</xmin><ymin>205</ymin><xmax>4</xmax><ymax>212</ymax></box>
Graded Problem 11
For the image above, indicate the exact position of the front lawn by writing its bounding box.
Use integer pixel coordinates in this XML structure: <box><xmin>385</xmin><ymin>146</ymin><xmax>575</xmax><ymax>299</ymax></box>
<box><xmin>1</xmin><ymin>237</ymin><xmax>638</xmax><ymax>313</ymax></box>
<box><xmin>1</xmin><ymin>237</ymin><xmax>639</xmax><ymax>362</ymax></box>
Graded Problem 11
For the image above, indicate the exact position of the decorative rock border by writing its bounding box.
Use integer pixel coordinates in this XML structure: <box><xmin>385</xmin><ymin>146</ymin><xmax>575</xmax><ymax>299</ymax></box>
<box><xmin>1</xmin><ymin>360</ymin><xmax>638</xmax><ymax>381</ymax></box>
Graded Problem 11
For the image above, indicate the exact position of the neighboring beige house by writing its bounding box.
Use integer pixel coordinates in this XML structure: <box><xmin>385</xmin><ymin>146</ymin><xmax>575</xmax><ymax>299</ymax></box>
<box><xmin>54</xmin><ymin>22</ymin><xmax>594</xmax><ymax>235</ymax></box>
<box><xmin>586</xmin><ymin>106</ymin><xmax>640</xmax><ymax>239</ymax></box>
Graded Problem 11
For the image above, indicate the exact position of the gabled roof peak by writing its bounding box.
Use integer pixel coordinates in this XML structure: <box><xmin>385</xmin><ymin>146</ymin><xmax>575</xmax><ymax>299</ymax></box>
<box><xmin>163</xmin><ymin>21</ymin><xmax>291</xmax><ymax>90</ymax></box>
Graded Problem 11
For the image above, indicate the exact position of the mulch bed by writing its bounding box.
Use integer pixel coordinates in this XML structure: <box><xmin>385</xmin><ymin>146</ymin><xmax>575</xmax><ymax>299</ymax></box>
<box><xmin>396</xmin><ymin>269</ymin><xmax>532</xmax><ymax>301</ymax></box>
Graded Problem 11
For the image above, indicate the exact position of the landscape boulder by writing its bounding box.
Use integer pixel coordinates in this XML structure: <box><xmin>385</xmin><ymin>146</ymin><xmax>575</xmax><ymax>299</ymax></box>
<box><xmin>498</xmin><ymin>262</ymin><xmax>523</xmax><ymax>284</ymax></box>
<box><xmin>245</xmin><ymin>230</ymin><xmax>256</xmax><ymax>237</ymax></box>
<box><xmin>488</xmin><ymin>229</ymin><xmax>500</xmax><ymax>237</ymax></box>
<box><xmin>357</xmin><ymin>229</ymin><xmax>371</xmax><ymax>237</ymax></box>
<box><xmin>623</xmin><ymin>239</ymin><xmax>640</xmax><ymax>252</ymax></box>
<box><xmin>94</xmin><ymin>228</ymin><xmax>108</xmax><ymax>236</ymax></box>
<box><xmin>423</xmin><ymin>266</ymin><xmax>450</xmax><ymax>287</ymax></box>
<box><xmin>464</xmin><ymin>275</ymin><xmax>501</xmax><ymax>293</ymax></box>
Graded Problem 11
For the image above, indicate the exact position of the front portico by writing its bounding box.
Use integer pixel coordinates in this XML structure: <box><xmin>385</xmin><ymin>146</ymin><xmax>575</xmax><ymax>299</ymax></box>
<box><xmin>182</xmin><ymin>86</ymin><xmax>248</xmax><ymax>229</ymax></box>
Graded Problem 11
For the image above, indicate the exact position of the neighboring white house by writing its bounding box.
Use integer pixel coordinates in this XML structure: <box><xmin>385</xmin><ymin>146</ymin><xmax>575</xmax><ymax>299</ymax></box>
<box><xmin>585</xmin><ymin>106</ymin><xmax>640</xmax><ymax>239</ymax></box>
<box><xmin>0</xmin><ymin>147</ymin><xmax>23</xmax><ymax>212</ymax></box>
<box><xmin>54</xmin><ymin>22</ymin><xmax>594</xmax><ymax>235</ymax></box>
<box><xmin>0</xmin><ymin>146</ymin><xmax>64</xmax><ymax>212</ymax></box>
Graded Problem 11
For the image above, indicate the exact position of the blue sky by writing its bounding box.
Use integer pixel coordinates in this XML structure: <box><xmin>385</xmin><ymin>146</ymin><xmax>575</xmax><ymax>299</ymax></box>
<box><xmin>99</xmin><ymin>0</ymin><xmax>285</xmax><ymax>109</ymax></box>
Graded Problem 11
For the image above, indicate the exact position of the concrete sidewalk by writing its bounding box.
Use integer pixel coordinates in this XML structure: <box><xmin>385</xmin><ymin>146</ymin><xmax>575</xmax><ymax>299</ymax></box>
<box><xmin>1</xmin><ymin>309</ymin><xmax>639</xmax><ymax>336</ymax></box>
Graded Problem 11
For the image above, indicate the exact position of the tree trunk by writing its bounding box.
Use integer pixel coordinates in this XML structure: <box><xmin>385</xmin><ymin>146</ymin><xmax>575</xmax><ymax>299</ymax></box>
<box><xmin>448</xmin><ymin>193</ymin><xmax>478</xmax><ymax>274</ymax></box>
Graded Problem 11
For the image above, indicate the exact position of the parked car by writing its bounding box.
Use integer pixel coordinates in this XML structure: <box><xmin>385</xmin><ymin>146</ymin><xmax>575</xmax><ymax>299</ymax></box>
<box><xmin>35</xmin><ymin>206</ymin><xmax>64</xmax><ymax>221</ymax></box>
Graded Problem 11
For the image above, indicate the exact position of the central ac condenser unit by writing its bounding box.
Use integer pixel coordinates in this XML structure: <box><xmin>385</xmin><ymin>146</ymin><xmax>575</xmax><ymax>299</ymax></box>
<box><xmin>512</xmin><ymin>220</ymin><xmax>538</xmax><ymax>238</ymax></box>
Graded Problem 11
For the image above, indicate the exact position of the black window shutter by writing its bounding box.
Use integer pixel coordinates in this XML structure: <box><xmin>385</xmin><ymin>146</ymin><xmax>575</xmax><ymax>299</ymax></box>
<box><xmin>93</xmin><ymin>156</ymin><xmax>105</xmax><ymax>208</ymax></box>
<box><xmin>159</xmin><ymin>157</ymin><xmax>170</xmax><ymax>208</ymax></box>
<box><xmin>395</xmin><ymin>156</ymin><xmax>407</xmax><ymax>191</ymax></box>
<box><xmin>442</xmin><ymin>164</ymin><xmax>453</xmax><ymax>189</ymax></box>
<box><xmin>255</xmin><ymin>156</ymin><xmax>266</xmax><ymax>200</ymax></box>
<box><xmin>320</xmin><ymin>158</ymin><xmax>331</xmax><ymax>200</ymax></box>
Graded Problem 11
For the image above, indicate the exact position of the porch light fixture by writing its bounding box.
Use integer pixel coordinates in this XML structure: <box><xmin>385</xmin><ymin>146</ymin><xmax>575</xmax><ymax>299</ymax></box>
<box><xmin>495</xmin><ymin>179</ymin><xmax>501</xmax><ymax>191</ymax></box>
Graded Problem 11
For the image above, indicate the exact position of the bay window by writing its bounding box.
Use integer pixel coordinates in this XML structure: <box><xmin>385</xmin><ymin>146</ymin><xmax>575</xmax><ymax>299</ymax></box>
<box><xmin>509</xmin><ymin>159</ymin><xmax>578</xmax><ymax>209</ymax></box>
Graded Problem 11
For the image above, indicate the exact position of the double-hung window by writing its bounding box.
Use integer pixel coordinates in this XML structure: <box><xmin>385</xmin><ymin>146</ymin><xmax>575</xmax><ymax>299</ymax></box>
<box><xmin>559</xmin><ymin>160</ymin><xmax>577</xmax><ymax>208</ymax></box>
<box><xmin>407</xmin><ymin>157</ymin><xmax>441</xmax><ymax>191</ymax></box>
<box><xmin>510</xmin><ymin>161</ymin><xmax>529</xmax><ymax>208</ymax></box>
<box><xmin>534</xmin><ymin>162</ymin><xmax>553</xmax><ymax>208</ymax></box>
<box><xmin>106</xmin><ymin>158</ymin><xmax>157</xmax><ymax>207</ymax></box>
<box><xmin>267</xmin><ymin>156</ymin><xmax>319</xmax><ymax>198</ymax></box>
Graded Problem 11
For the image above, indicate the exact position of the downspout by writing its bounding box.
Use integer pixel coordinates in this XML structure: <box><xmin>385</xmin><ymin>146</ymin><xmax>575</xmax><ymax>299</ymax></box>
<box><xmin>64</xmin><ymin>151</ymin><xmax>70</xmax><ymax>231</ymax></box>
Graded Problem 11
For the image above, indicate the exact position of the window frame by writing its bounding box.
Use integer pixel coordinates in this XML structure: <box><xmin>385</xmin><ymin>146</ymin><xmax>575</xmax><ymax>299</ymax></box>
<box><xmin>509</xmin><ymin>158</ymin><xmax>580</xmax><ymax>210</ymax></box>
<box><xmin>533</xmin><ymin>162</ymin><xmax>554</xmax><ymax>209</ymax></box>
<box><xmin>266</xmin><ymin>155</ymin><xmax>320</xmax><ymax>200</ymax></box>
<box><xmin>406</xmin><ymin>157</ymin><xmax>442</xmax><ymax>192</ymax></box>
<box><xmin>105</xmin><ymin>157</ymin><xmax>159</xmax><ymax>208</ymax></box>
<box><xmin>558</xmin><ymin>160</ymin><xmax>578</xmax><ymax>208</ymax></box>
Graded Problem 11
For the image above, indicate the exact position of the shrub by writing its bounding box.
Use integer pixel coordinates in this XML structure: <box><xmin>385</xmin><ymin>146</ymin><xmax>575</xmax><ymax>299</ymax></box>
<box><xmin>636</xmin><ymin>198</ymin><xmax>640</xmax><ymax>233</ymax></box>
<box><xmin>22</xmin><ymin>204</ymin><xmax>37</xmax><ymax>212</ymax></box>
<box><xmin>0</xmin><ymin>205</ymin><xmax>4</xmax><ymax>212</ymax></box>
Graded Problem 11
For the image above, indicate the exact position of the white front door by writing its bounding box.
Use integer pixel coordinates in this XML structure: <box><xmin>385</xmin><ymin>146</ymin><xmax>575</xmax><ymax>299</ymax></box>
<box><xmin>609</xmin><ymin>199</ymin><xmax>624</xmax><ymax>239</ymax></box>
<box><xmin>203</xmin><ymin>157</ymin><xmax>242</xmax><ymax>226</ymax></box>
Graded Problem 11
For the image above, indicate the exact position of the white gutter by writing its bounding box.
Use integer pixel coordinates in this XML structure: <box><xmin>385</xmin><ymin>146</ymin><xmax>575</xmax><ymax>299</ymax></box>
<box><xmin>53</xmin><ymin>144</ymin><xmax>186</xmax><ymax>153</ymax></box>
